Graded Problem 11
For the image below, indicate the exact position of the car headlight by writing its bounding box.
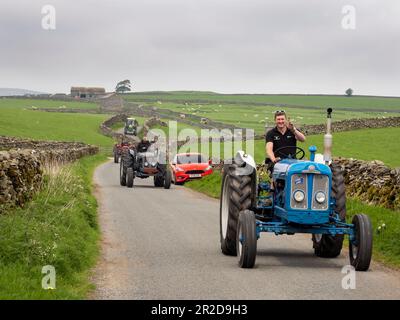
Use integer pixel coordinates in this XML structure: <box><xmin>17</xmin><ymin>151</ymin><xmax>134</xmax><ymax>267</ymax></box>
<box><xmin>315</xmin><ymin>191</ymin><xmax>326</xmax><ymax>204</ymax></box>
<box><xmin>293</xmin><ymin>190</ymin><xmax>305</xmax><ymax>202</ymax></box>
<box><xmin>175</xmin><ymin>167</ymin><xmax>184</xmax><ymax>172</ymax></box>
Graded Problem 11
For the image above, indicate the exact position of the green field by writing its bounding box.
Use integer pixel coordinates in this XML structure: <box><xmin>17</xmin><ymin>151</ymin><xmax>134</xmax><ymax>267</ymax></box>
<box><xmin>152</xmin><ymin>119</ymin><xmax>202</xmax><ymax>137</ymax></box>
<box><xmin>124</xmin><ymin>91</ymin><xmax>400</xmax><ymax>111</ymax></box>
<box><xmin>0</xmin><ymin>99</ymin><xmax>112</xmax><ymax>147</ymax></box>
<box><xmin>122</xmin><ymin>92</ymin><xmax>400</xmax><ymax>134</ymax></box>
<box><xmin>0</xmin><ymin>98</ymin><xmax>99</xmax><ymax>110</ymax></box>
<box><xmin>143</xmin><ymin>102</ymin><xmax>399</xmax><ymax>134</ymax></box>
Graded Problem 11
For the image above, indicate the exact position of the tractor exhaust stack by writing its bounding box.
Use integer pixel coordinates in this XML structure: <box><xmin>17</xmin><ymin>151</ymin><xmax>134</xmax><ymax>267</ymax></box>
<box><xmin>323</xmin><ymin>108</ymin><xmax>333</xmax><ymax>164</ymax></box>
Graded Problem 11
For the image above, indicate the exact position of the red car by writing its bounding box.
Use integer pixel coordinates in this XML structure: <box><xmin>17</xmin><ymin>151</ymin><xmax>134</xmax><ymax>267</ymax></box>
<box><xmin>170</xmin><ymin>153</ymin><xmax>213</xmax><ymax>185</ymax></box>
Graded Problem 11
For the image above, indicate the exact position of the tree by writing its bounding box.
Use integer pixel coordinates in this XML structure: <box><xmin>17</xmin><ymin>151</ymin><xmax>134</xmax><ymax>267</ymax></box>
<box><xmin>116</xmin><ymin>79</ymin><xmax>132</xmax><ymax>93</ymax></box>
<box><xmin>345</xmin><ymin>88</ymin><xmax>353</xmax><ymax>97</ymax></box>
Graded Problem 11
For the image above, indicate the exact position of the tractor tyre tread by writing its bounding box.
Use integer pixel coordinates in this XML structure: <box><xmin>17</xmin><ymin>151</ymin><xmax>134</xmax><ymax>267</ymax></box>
<box><xmin>220</xmin><ymin>163</ymin><xmax>255</xmax><ymax>256</ymax></box>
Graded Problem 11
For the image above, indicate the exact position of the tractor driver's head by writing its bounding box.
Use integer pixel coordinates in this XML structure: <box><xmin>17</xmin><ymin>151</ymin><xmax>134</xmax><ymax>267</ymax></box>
<box><xmin>274</xmin><ymin>110</ymin><xmax>287</xmax><ymax>129</ymax></box>
<box><xmin>142</xmin><ymin>136</ymin><xmax>148</xmax><ymax>142</ymax></box>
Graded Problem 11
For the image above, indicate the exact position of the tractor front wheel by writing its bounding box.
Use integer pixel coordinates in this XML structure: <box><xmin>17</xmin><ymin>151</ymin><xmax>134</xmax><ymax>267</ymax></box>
<box><xmin>164</xmin><ymin>170</ymin><xmax>171</xmax><ymax>189</ymax></box>
<box><xmin>349</xmin><ymin>214</ymin><xmax>373</xmax><ymax>271</ymax></box>
<box><xmin>114</xmin><ymin>152</ymin><xmax>119</xmax><ymax>163</ymax></box>
<box><xmin>120</xmin><ymin>161</ymin><xmax>127</xmax><ymax>186</ymax></box>
<box><xmin>237</xmin><ymin>210</ymin><xmax>257</xmax><ymax>268</ymax></box>
<box><xmin>126</xmin><ymin>168</ymin><xmax>134</xmax><ymax>188</ymax></box>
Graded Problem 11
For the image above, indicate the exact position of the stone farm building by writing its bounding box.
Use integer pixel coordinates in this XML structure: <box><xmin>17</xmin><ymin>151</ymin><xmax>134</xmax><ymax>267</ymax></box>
<box><xmin>70</xmin><ymin>87</ymin><xmax>106</xmax><ymax>99</ymax></box>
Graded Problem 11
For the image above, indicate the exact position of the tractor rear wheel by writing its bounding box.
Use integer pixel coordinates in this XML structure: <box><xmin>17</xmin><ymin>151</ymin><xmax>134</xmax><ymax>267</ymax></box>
<box><xmin>154</xmin><ymin>176</ymin><xmax>164</xmax><ymax>187</ymax></box>
<box><xmin>237</xmin><ymin>210</ymin><xmax>257</xmax><ymax>268</ymax></box>
<box><xmin>313</xmin><ymin>162</ymin><xmax>346</xmax><ymax>258</ymax></box>
<box><xmin>349</xmin><ymin>214</ymin><xmax>373</xmax><ymax>271</ymax></box>
<box><xmin>220</xmin><ymin>163</ymin><xmax>256</xmax><ymax>256</ymax></box>
<box><xmin>126</xmin><ymin>168</ymin><xmax>134</xmax><ymax>188</ymax></box>
<box><xmin>120</xmin><ymin>160</ymin><xmax>127</xmax><ymax>186</ymax></box>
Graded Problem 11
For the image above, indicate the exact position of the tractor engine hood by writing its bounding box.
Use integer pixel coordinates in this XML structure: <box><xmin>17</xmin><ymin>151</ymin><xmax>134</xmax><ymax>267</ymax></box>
<box><xmin>273</xmin><ymin>160</ymin><xmax>331</xmax><ymax>180</ymax></box>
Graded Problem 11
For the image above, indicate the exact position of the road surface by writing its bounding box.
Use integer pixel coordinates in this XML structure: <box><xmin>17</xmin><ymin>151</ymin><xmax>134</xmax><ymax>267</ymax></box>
<box><xmin>92</xmin><ymin>161</ymin><xmax>400</xmax><ymax>300</ymax></box>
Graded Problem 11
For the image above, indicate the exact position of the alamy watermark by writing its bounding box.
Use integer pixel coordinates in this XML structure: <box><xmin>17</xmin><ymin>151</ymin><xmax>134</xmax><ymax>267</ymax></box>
<box><xmin>145</xmin><ymin>121</ymin><xmax>254</xmax><ymax>158</ymax></box>
<box><xmin>341</xmin><ymin>265</ymin><xmax>356</xmax><ymax>290</ymax></box>
<box><xmin>128</xmin><ymin>121</ymin><xmax>256</xmax><ymax>175</ymax></box>
<box><xmin>42</xmin><ymin>265</ymin><xmax>56</xmax><ymax>290</ymax></box>
<box><xmin>341</xmin><ymin>5</ymin><xmax>356</xmax><ymax>30</ymax></box>
<box><xmin>41</xmin><ymin>5</ymin><xmax>56</xmax><ymax>30</ymax></box>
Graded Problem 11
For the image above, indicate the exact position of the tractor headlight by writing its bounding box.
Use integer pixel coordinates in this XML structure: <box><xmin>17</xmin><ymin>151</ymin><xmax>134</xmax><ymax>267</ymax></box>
<box><xmin>151</xmin><ymin>162</ymin><xmax>156</xmax><ymax>167</ymax></box>
<box><xmin>315</xmin><ymin>191</ymin><xmax>326</xmax><ymax>204</ymax></box>
<box><xmin>144</xmin><ymin>162</ymin><xmax>149</xmax><ymax>167</ymax></box>
<box><xmin>293</xmin><ymin>190</ymin><xmax>305</xmax><ymax>202</ymax></box>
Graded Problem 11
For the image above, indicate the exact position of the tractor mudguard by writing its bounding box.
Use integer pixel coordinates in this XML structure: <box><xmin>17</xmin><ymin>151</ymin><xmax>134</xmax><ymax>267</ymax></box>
<box><xmin>234</xmin><ymin>150</ymin><xmax>256</xmax><ymax>176</ymax></box>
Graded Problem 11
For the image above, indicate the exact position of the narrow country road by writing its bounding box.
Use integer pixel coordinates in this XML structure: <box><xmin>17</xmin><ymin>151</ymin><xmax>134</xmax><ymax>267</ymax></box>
<box><xmin>92</xmin><ymin>160</ymin><xmax>400</xmax><ymax>300</ymax></box>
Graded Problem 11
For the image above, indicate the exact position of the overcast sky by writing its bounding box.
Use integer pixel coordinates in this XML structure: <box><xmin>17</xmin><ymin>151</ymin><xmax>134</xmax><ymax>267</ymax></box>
<box><xmin>1</xmin><ymin>0</ymin><xmax>399</xmax><ymax>95</ymax></box>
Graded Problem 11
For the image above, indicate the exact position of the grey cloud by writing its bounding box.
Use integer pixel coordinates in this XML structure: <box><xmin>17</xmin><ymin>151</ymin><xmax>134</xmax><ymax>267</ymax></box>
<box><xmin>0</xmin><ymin>0</ymin><xmax>399</xmax><ymax>95</ymax></box>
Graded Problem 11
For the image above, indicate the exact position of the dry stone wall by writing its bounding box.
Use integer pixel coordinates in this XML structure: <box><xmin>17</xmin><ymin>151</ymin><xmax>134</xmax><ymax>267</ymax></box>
<box><xmin>291</xmin><ymin>116</ymin><xmax>399</xmax><ymax>136</ymax></box>
<box><xmin>142</xmin><ymin>117</ymin><xmax>168</xmax><ymax>137</ymax></box>
<box><xmin>333</xmin><ymin>157</ymin><xmax>400</xmax><ymax>211</ymax></box>
<box><xmin>0</xmin><ymin>149</ymin><xmax>42</xmax><ymax>212</ymax></box>
<box><xmin>0</xmin><ymin>136</ymin><xmax>98</xmax><ymax>213</ymax></box>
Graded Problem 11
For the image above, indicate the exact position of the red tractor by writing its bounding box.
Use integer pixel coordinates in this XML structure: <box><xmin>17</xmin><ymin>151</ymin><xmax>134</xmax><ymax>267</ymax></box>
<box><xmin>113</xmin><ymin>141</ymin><xmax>134</xmax><ymax>163</ymax></box>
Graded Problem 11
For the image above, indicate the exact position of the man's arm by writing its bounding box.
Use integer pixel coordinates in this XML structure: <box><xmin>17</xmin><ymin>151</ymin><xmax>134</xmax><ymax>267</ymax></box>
<box><xmin>266</xmin><ymin>142</ymin><xmax>278</xmax><ymax>163</ymax></box>
<box><xmin>287</xmin><ymin>118</ymin><xmax>306</xmax><ymax>142</ymax></box>
<box><xmin>292</xmin><ymin>127</ymin><xmax>306</xmax><ymax>142</ymax></box>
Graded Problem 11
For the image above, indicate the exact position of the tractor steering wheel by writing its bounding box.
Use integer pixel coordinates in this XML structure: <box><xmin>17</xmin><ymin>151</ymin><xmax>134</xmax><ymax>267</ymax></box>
<box><xmin>274</xmin><ymin>146</ymin><xmax>305</xmax><ymax>160</ymax></box>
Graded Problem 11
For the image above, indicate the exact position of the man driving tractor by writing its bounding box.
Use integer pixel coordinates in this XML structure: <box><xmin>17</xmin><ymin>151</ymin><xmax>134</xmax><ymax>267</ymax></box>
<box><xmin>137</xmin><ymin>135</ymin><xmax>159</xmax><ymax>153</ymax></box>
<box><xmin>137</xmin><ymin>136</ymin><xmax>152</xmax><ymax>153</ymax></box>
<box><xmin>133</xmin><ymin>135</ymin><xmax>160</xmax><ymax>168</ymax></box>
<box><xmin>265</xmin><ymin>110</ymin><xmax>306</xmax><ymax>164</ymax></box>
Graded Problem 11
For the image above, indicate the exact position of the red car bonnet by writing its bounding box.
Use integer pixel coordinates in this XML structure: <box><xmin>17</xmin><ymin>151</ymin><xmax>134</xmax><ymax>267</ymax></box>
<box><xmin>174</xmin><ymin>163</ymin><xmax>210</xmax><ymax>171</ymax></box>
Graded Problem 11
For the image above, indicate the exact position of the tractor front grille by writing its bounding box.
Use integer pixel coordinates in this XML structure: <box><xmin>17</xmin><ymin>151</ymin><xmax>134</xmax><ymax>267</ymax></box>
<box><xmin>290</xmin><ymin>173</ymin><xmax>308</xmax><ymax>209</ymax></box>
<box><xmin>311</xmin><ymin>175</ymin><xmax>329</xmax><ymax>210</ymax></box>
<box><xmin>290</xmin><ymin>173</ymin><xmax>329</xmax><ymax>211</ymax></box>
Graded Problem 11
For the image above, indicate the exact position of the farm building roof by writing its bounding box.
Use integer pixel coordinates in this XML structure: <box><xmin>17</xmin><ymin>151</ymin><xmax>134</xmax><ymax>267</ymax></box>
<box><xmin>70</xmin><ymin>87</ymin><xmax>106</xmax><ymax>93</ymax></box>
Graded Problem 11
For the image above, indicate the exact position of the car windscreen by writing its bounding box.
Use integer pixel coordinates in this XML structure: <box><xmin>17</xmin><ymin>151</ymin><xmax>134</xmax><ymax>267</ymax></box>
<box><xmin>177</xmin><ymin>154</ymin><xmax>207</xmax><ymax>164</ymax></box>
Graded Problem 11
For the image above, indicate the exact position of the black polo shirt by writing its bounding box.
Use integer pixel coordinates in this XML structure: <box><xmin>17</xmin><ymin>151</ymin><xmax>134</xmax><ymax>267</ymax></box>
<box><xmin>137</xmin><ymin>141</ymin><xmax>151</xmax><ymax>152</ymax></box>
<box><xmin>266</xmin><ymin>126</ymin><xmax>298</xmax><ymax>158</ymax></box>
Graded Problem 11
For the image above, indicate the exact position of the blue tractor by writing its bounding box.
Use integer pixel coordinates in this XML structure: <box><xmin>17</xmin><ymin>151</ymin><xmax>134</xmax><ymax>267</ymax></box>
<box><xmin>219</xmin><ymin>109</ymin><xmax>373</xmax><ymax>271</ymax></box>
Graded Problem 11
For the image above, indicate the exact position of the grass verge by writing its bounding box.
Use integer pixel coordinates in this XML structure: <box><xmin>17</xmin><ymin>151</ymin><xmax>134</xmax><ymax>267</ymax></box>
<box><xmin>186</xmin><ymin>170</ymin><xmax>400</xmax><ymax>269</ymax></box>
<box><xmin>0</xmin><ymin>153</ymin><xmax>108</xmax><ymax>299</ymax></box>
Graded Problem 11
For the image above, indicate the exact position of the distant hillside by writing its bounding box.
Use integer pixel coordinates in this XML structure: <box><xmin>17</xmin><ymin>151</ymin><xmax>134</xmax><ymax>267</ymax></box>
<box><xmin>0</xmin><ymin>88</ymin><xmax>48</xmax><ymax>97</ymax></box>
